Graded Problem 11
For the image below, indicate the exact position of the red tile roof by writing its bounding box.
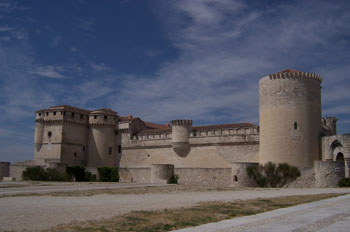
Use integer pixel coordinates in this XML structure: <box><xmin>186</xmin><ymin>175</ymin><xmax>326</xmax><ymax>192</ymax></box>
<box><xmin>144</xmin><ymin>121</ymin><xmax>171</xmax><ymax>129</ymax></box>
<box><xmin>46</xmin><ymin>105</ymin><xmax>91</xmax><ymax>114</ymax></box>
<box><xmin>193</xmin><ymin>123</ymin><xmax>256</xmax><ymax>130</ymax></box>
<box><xmin>119</xmin><ymin>115</ymin><xmax>135</xmax><ymax>122</ymax></box>
<box><xmin>278</xmin><ymin>68</ymin><xmax>301</xmax><ymax>73</ymax></box>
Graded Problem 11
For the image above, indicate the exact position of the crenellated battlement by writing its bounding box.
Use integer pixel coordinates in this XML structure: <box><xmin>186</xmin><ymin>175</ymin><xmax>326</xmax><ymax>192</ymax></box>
<box><xmin>267</xmin><ymin>71</ymin><xmax>322</xmax><ymax>82</ymax></box>
<box><xmin>130</xmin><ymin>125</ymin><xmax>259</xmax><ymax>141</ymax></box>
<box><xmin>170</xmin><ymin>119</ymin><xmax>193</xmax><ymax>126</ymax></box>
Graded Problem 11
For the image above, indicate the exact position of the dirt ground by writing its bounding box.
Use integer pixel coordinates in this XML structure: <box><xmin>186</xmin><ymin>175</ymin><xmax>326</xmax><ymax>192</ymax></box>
<box><xmin>1</xmin><ymin>182</ymin><xmax>350</xmax><ymax>232</ymax></box>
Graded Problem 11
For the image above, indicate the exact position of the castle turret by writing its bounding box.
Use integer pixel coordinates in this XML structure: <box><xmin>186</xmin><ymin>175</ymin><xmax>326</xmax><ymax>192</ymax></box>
<box><xmin>323</xmin><ymin>117</ymin><xmax>338</xmax><ymax>136</ymax></box>
<box><xmin>259</xmin><ymin>69</ymin><xmax>322</xmax><ymax>167</ymax></box>
<box><xmin>34</xmin><ymin>111</ymin><xmax>44</xmax><ymax>152</ymax></box>
<box><xmin>171</xmin><ymin>119</ymin><xmax>192</xmax><ymax>157</ymax></box>
<box><xmin>87</xmin><ymin>109</ymin><xmax>118</xmax><ymax>167</ymax></box>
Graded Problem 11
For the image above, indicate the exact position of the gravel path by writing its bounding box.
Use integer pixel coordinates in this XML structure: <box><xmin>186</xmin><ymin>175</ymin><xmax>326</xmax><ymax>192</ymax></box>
<box><xmin>1</xmin><ymin>188</ymin><xmax>350</xmax><ymax>231</ymax></box>
<box><xmin>174</xmin><ymin>194</ymin><xmax>350</xmax><ymax>232</ymax></box>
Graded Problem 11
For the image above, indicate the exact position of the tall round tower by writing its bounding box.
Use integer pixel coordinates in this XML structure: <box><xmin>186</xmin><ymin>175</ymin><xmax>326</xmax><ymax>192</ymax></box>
<box><xmin>87</xmin><ymin>109</ymin><xmax>118</xmax><ymax>167</ymax></box>
<box><xmin>34</xmin><ymin>111</ymin><xmax>44</xmax><ymax>152</ymax></box>
<box><xmin>259</xmin><ymin>69</ymin><xmax>322</xmax><ymax>167</ymax></box>
<box><xmin>171</xmin><ymin>119</ymin><xmax>192</xmax><ymax>157</ymax></box>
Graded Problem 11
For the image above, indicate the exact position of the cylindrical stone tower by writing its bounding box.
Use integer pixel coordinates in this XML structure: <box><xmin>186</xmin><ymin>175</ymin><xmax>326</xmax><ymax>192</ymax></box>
<box><xmin>87</xmin><ymin>109</ymin><xmax>118</xmax><ymax>167</ymax></box>
<box><xmin>34</xmin><ymin>111</ymin><xmax>44</xmax><ymax>152</ymax></box>
<box><xmin>171</xmin><ymin>119</ymin><xmax>192</xmax><ymax>157</ymax></box>
<box><xmin>259</xmin><ymin>69</ymin><xmax>322</xmax><ymax>167</ymax></box>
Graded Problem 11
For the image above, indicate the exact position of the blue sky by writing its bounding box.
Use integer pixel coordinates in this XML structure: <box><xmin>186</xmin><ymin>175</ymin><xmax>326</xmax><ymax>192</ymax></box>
<box><xmin>0</xmin><ymin>0</ymin><xmax>349</xmax><ymax>163</ymax></box>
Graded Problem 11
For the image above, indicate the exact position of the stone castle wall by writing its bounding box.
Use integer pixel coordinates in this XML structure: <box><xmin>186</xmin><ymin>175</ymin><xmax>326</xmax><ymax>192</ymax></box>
<box><xmin>314</xmin><ymin>160</ymin><xmax>344</xmax><ymax>187</ymax></box>
<box><xmin>0</xmin><ymin>162</ymin><xmax>10</xmax><ymax>180</ymax></box>
<box><xmin>231</xmin><ymin>162</ymin><xmax>258</xmax><ymax>187</ymax></box>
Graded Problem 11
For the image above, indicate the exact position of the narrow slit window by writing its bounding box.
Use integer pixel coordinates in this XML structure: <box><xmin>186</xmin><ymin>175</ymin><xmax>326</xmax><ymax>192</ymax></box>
<box><xmin>294</xmin><ymin>122</ymin><xmax>298</xmax><ymax>130</ymax></box>
<box><xmin>118</xmin><ymin>145</ymin><xmax>121</xmax><ymax>153</ymax></box>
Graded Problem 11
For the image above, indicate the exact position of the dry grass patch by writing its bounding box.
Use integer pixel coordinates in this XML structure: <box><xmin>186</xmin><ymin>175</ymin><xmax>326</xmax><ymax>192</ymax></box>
<box><xmin>0</xmin><ymin>185</ymin><xmax>246</xmax><ymax>198</ymax></box>
<box><xmin>47</xmin><ymin>193</ymin><xmax>344</xmax><ymax>232</ymax></box>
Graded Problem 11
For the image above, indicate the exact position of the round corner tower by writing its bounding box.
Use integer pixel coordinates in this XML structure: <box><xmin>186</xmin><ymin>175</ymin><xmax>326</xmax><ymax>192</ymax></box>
<box><xmin>259</xmin><ymin>69</ymin><xmax>322</xmax><ymax>167</ymax></box>
<box><xmin>171</xmin><ymin>119</ymin><xmax>192</xmax><ymax>157</ymax></box>
<box><xmin>34</xmin><ymin>110</ymin><xmax>45</xmax><ymax>152</ymax></box>
<box><xmin>87</xmin><ymin>109</ymin><xmax>118</xmax><ymax>167</ymax></box>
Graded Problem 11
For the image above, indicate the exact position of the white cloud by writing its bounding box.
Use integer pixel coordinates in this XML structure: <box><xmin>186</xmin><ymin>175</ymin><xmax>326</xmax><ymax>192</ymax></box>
<box><xmin>102</xmin><ymin>0</ymin><xmax>350</xmax><ymax>128</ymax></box>
<box><xmin>323</xmin><ymin>106</ymin><xmax>350</xmax><ymax>115</ymax></box>
<box><xmin>30</xmin><ymin>65</ymin><xmax>66</xmax><ymax>79</ymax></box>
<box><xmin>73</xmin><ymin>17</ymin><xmax>96</xmax><ymax>31</ymax></box>
<box><xmin>51</xmin><ymin>35</ymin><xmax>62</xmax><ymax>46</ymax></box>
<box><xmin>0</xmin><ymin>26</ymin><xmax>12</xmax><ymax>32</ymax></box>
<box><xmin>90</xmin><ymin>62</ymin><xmax>110</xmax><ymax>72</ymax></box>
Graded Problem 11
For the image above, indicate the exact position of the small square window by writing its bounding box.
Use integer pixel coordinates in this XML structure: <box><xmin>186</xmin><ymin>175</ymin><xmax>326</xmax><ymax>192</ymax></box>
<box><xmin>53</xmin><ymin>112</ymin><xmax>56</xmax><ymax>115</ymax></box>
<box><xmin>48</xmin><ymin>131</ymin><xmax>52</xmax><ymax>137</ymax></box>
<box><xmin>80</xmin><ymin>115</ymin><xmax>83</xmax><ymax>119</ymax></box>
<box><xmin>38</xmin><ymin>113</ymin><xmax>41</xmax><ymax>116</ymax></box>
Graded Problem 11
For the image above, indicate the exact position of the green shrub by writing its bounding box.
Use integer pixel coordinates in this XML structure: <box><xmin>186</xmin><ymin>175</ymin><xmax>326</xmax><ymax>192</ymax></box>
<box><xmin>110</xmin><ymin>167</ymin><xmax>119</xmax><ymax>182</ymax></box>
<box><xmin>97</xmin><ymin>167</ymin><xmax>119</xmax><ymax>182</ymax></box>
<box><xmin>66</xmin><ymin>166</ymin><xmax>95</xmax><ymax>182</ymax></box>
<box><xmin>44</xmin><ymin>168</ymin><xmax>69</xmax><ymax>181</ymax></box>
<box><xmin>339</xmin><ymin>178</ymin><xmax>350</xmax><ymax>187</ymax></box>
<box><xmin>22</xmin><ymin>166</ymin><xmax>46</xmax><ymax>181</ymax></box>
<box><xmin>247</xmin><ymin>162</ymin><xmax>301</xmax><ymax>187</ymax></box>
<box><xmin>169</xmin><ymin>175</ymin><xmax>178</xmax><ymax>184</ymax></box>
<box><xmin>22</xmin><ymin>166</ymin><xmax>68</xmax><ymax>181</ymax></box>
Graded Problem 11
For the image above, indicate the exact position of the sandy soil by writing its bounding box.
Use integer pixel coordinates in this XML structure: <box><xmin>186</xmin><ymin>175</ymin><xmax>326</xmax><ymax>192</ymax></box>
<box><xmin>1</xmin><ymin>187</ymin><xmax>350</xmax><ymax>231</ymax></box>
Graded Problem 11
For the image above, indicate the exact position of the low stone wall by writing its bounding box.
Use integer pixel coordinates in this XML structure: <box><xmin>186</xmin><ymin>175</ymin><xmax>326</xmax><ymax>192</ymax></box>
<box><xmin>46</xmin><ymin>162</ymin><xmax>67</xmax><ymax>174</ymax></box>
<box><xmin>231</xmin><ymin>162</ymin><xmax>258</xmax><ymax>187</ymax></box>
<box><xmin>151</xmin><ymin>164</ymin><xmax>174</xmax><ymax>184</ymax></box>
<box><xmin>286</xmin><ymin>167</ymin><xmax>315</xmax><ymax>188</ymax></box>
<box><xmin>314</xmin><ymin>160</ymin><xmax>344</xmax><ymax>187</ymax></box>
<box><xmin>175</xmin><ymin>168</ymin><xmax>232</xmax><ymax>186</ymax></box>
<box><xmin>0</xmin><ymin>162</ymin><xmax>10</xmax><ymax>180</ymax></box>
<box><xmin>9</xmin><ymin>165</ymin><xmax>35</xmax><ymax>181</ymax></box>
<box><xmin>119</xmin><ymin>167</ymin><xmax>151</xmax><ymax>183</ymax></box>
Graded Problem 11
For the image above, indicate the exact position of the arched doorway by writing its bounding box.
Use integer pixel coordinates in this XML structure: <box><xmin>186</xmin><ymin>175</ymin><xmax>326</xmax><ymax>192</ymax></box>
<box><xmin>336</xmin><ymin>152</ymin><xmax>344</xmax><ymax>162</ymax></box>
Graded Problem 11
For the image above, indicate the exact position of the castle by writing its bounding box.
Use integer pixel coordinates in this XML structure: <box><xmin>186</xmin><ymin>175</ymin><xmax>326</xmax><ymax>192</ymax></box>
<box><xmin>3</xmin><ymin>69</ymin><xmax>350</xmax><ymax>186</ymax></box>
